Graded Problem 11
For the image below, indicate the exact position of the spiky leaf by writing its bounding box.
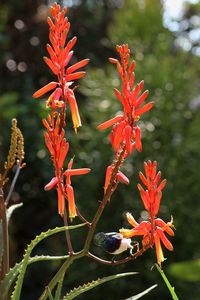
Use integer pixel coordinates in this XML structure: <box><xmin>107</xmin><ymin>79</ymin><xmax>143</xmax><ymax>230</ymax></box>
<box><xmin>0</xmin><ymin>255</ymin><xmax>69</xmax><ymax>300</ymax></box>
<box><xmin>7</xmin><ymin>203</ymin><xmax>23</xmax><ymax>224</ymax></box>
<box><xmin>63</xmin><ymin>272</ymin><xmax>137</xmax><ymax>300</ymax></box>
<box><xmin>10</xmin><ymin>223</ymin><xmax>85</xmax><ymax>300</ymax></box>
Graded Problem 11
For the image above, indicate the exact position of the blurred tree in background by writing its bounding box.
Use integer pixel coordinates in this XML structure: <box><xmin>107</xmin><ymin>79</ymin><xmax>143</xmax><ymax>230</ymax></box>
<box><xmin>0</xmin><ymin>0</ymin><xmax>200</xmax><ymax>299</ymax></box>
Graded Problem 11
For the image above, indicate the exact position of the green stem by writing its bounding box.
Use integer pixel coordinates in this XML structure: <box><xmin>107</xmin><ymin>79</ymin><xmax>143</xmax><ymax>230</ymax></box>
<box><xmin>0</xmin><ymin>189</ymin><xmax>9</xmax><ymax>280</ymax></box>
<box><xmin>156</xmin><ymin>264</ymin><xmax>179</xmax><ymax>300</ymax></box>
<box><xmin>84</xmin><ymin>147</ymin><xmax>125</xmax><ymax>252</ymax></box>
<box><xmin>39</xmin><ymin>147</ymin><xmax>126</xmax><ymax>300</ymax></box>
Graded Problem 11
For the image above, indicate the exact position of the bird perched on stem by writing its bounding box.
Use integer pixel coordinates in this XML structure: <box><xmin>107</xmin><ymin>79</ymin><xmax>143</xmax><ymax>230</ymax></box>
<box><xmin>94</xmin><ymin>232</ymin><xmax>134</xmax><ymax>255</ymax></box>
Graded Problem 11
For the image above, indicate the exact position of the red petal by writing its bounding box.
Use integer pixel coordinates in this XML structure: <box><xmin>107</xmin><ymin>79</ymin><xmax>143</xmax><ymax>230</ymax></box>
<box><xmin>57</xmin><ymin>187</ymin><xmax>65</xmax><ymax>216</ymax></box>
<box><xmin>67</xmin><ymin>59</ymin><xmax>90</xmax><ymax>74</ymax></box>
<box><xmin>139</xmin><ymin>171</ymin><xmax>149</xmax><ymax>187</ymax></box>
<box><xmin>47</xmin><ymin>17</ymin><xmax>56</xmax><ymax>31</ymax></box>
<box><xmin>128</xmin><ymin>60</ymin><xmax>136</xmax><ymax>74</ymax></box>
<box><xmin>44</xmin><ymin>177</ymin><xmax>58</xmax><ymax>191</ymax></box>
<box><xmin>114</xmin><ymin>88</ymin><xmax>123</xmax><ymax>104</ymax></box>
<box><xmin>136</xmin><ymin>90</ymin><xmax>149</xmax><ymax>108</ymax></box>
<box><xmin>67</xmin><ymin>90</ymin><xmax>82</xmax><ymax>131</ymax></box>
<box><xmin>108</xmin><ymin>58</ymin><xmax>118</xmax><ymax>64</ymax></box>
<box><xmin>64</xmin><ymin>36</ymin><xmax>77</xmax><ymax>55</ymax></box>
<box><xmin>64</xmin><ymin>50</ymin><xmax>74</xmax><ymax>67</ymax></box>
<box><xmin>154</xmin><ymin>232</ymin><xmax>165</xmax><ymax>266</ymax></box>
<box><xmin>104</xmin><ymin>165</ymin><xmax>113</xmax><ymax>193</ymax></box>
<box><xmin>97</xmin><ymin>115</ymin><xmax>124</xmax><ymax>131</ymax></box>
<box><xmin>156</xmin><ymin>227</ymin><xmax>173</xmax><ymax>251</ymax></box>
<box><xmin>33</xmin><ymin>82</ymin><xmax>58</xmax><ymax>98</ymax></box>
<box><xmin>117</xmin><ymin>171</ymin><xmax>129</xmax><ymax>185</ymax></box>
<box><xmin>153</xmin><ymin>190</ymin><xmax>162</xmax><ymax>216</ymax></box>
<box><xmin>153</xmin><ymin>171</ymin><xmax>161</xmax><ymax>186</ymax></box>
<box><xmin>124</xmin><ymin>125</ymin><xmax>132</xmax><ymax>153</ymax></box>
<box><xmin>47</xmin><ymin>44</ymin><xmax>58</xmax><ymax>63</ymax></box>
<box><xmin>135</xmin><ymin>126</ymin><xmax>142</xmax><ymax>152</ymax></box>
<box><xmin>43</xmin><ymin>57</ymin><xmax>59</xmax><ymax>75</ymax></box>
<box><xmin>137</xmin><ymin>183</ymin><xmax>150</xmax><ymax>210</ymax></box>
<box><xmin>64</xmin><ymin>168</ymin><xmax>91</xmax><ymax>176</ymax></box>
<box><xmin>65</xmin><ymin>71</ymin><xmax>86</xmax><ymax>81</ymax></box>
<box><xmin>135</xmin><ymin>102</ymin><xmax>153</xmax><ymax>116</ymax></box>
<box><xmin>58</xmin><ymin>140</ymin><xmax>69</xmax><ymax>169</ymax></box>
<box><xmin>158</xmin><ymin>179</ymin><xmax>167</xmax><ymax>191</ymax></box>
<box><xmin>66</xmin><ymin>185</ymin><xmax>77</xmax><ymax>219</ymax></box>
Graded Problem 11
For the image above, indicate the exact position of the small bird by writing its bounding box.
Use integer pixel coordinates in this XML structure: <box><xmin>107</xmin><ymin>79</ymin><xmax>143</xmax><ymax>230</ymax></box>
<box><xmin>94</xmin><ymin>232</ymin><xmax>133</xmax><ymax>255</ymax></box>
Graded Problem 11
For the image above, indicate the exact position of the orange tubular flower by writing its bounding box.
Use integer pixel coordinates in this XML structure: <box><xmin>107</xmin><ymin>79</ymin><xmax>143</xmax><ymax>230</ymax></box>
<box><xmin>120</xmin><ymin>161</ymin><xmax>175</xmax><ymax>266</ymax></box>
<box><xmin>43</xmin><ymin>115</ymin><xmax>91</xmax><ymax>218</ymax></box>
<box><xmin>32</xmin><ymin>3</ymin><xmax>89</xmax><ymax>131</ymax></box>
<box><xmin>98</xmin><ymin>44</ymin><xmax>153</xmax><ymax>157</ymax></box>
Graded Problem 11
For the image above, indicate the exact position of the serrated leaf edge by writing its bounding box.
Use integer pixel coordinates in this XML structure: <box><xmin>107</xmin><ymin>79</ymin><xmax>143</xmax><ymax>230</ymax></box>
<box><xmin>10</xmin><ymin>223</ymin><xmax>85</xmax><ymax>300</ymax></box>
<box><xmin>63</xmin><ymin>272</ymin><xmax>137</xmax><ymax>300</ymax></box>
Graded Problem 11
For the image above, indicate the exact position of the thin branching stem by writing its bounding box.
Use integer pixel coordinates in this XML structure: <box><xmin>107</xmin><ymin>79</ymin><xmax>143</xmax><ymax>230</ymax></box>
<box><xmin>5</xmin><ymin>163</ymin><xmax>21</xmax><ymax>207</ymax></box>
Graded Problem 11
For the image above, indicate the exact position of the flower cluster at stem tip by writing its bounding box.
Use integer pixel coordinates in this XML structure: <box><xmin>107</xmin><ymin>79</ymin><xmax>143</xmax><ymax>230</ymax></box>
<box><xmin>33</xmin><ymin>3</ymin><xmax>91</xmax><ymax>219</ymax></box>
<box><xmin>32</xmin><ymin>2</ymin><xmax>175</xmax><ymax>266</ymax></box>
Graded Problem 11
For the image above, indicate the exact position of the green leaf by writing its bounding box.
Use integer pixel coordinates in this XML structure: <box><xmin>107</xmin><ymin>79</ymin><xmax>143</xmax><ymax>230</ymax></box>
<box><xmin>125</xmin><ymin>284</ymin><xmax>157</xmax><ymax>299</ymax></box>
<box><xmin>7</xmin><ymin>203</ymin><xmax>23</xmax><ymax>224</ymax></box>
<box><xmin>47</xmin><ymin>287</ymin><xmax>54</xmax><ymax>300</ymax></box>
<box><xmin>156</xmin><ymin>264</ymin><xmax>179</xmax><ymax>300</ymax></box>
<box><xmin>54</xmin><ymin>273</ymin><xmax>65</xmax><ymax>300</ymax></box>
<box><xmin>168</xmin><ymin>259</ymin><xmax>200</xmax><ymax>282</ymax></box>
<box><xmin>10</xmin><ymin>223</ymin><xmax>85</xmax><ymax>300</ymax></box>
<box><xmin>0</xmin><ymin>255</ymin><xmax>69</xmax><ymax>300</ymax></box>
<box><xmin>63</xmin><ymin>272</ymin><xmax>137</xmax><ymax>300</ymax></box>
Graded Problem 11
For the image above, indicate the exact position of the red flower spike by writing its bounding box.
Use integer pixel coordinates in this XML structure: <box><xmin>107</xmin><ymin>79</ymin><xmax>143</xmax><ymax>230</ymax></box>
<box><xmin>98</xmin><ymin>44</ymin><xmax>154</xmax><ymax>155</ymax></box>
<box><xmin>33</xmin><ymin>3</ymin><xmax>89</xmax><ymax>136</ymax></box>
<box><xmin>120</xmin><ymin>161</ymin><xmax>174</xmax><ymax>266</ymax></box>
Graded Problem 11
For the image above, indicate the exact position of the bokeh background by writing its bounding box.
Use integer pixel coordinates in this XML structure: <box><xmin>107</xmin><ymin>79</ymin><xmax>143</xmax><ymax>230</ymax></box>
<box><xmin>0</xmin><ymin>0</ymin><xmax>200</xmax><ymax>299</ymax></box>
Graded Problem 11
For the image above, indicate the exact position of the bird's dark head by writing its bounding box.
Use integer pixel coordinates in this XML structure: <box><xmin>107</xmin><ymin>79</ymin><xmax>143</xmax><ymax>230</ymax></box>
<box><xmin>94</xmin><ymin>232</ymin><xmax>106</xmax><ymax>246</ymax></box>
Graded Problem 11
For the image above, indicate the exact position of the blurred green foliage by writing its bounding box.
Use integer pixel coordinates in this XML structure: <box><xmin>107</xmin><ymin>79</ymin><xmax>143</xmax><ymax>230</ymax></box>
<box><xmin>0</xmin><ymin>0</ymin><xmax>200</xmax><ymax>299</ymax></box>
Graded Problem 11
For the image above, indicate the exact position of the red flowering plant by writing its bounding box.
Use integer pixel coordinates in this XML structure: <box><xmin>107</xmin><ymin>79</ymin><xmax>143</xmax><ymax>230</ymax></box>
<box><xmin>0</xmin><ymin>3</ymin><xmax>179</xmax><ymax>300</ymax></box>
